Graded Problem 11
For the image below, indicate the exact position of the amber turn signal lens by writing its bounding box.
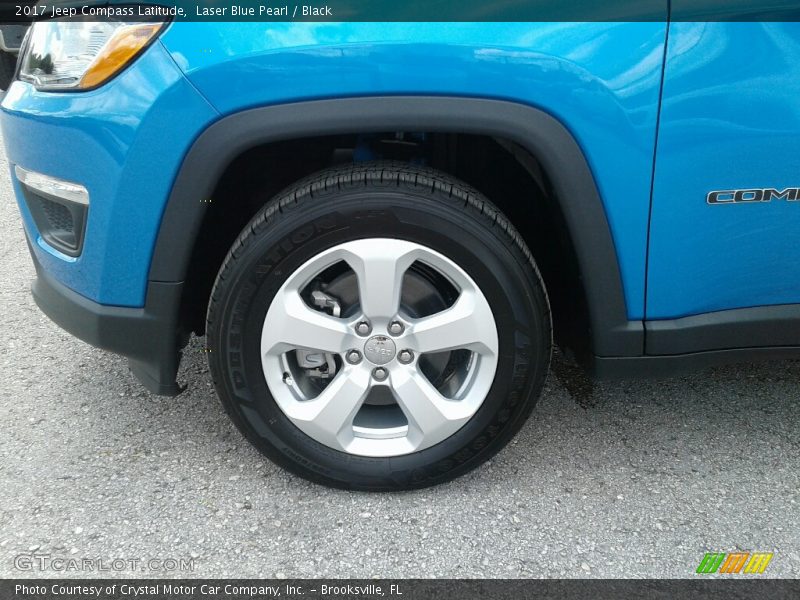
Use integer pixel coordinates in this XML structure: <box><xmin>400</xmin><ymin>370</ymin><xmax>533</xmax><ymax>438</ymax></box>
<box><xmin>79</xmin><ymin>23</ymin><xmax>164</xmax><ymax>89</ymax></box>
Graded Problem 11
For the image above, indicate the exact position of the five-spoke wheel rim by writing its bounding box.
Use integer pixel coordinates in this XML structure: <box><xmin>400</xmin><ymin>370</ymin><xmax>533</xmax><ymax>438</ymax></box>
<box><xmin>260</xmin><ymin>238</ymin><xmax>498</xmax><ymax>457</ymax></box>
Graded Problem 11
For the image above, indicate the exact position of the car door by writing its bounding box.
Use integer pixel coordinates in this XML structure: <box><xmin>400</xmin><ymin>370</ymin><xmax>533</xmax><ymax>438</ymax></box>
<box><xmin>647</xmin><ymin>17</ymin><xmax>800</xmax><ymax>333</ymax></box>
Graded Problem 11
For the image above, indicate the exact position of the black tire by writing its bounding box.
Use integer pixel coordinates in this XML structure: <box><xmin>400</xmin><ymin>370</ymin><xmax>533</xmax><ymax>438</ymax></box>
<box><xmin>207</xmin><ymin>161</ymin><xmax>552</xmax><ymax>490</ymax></box>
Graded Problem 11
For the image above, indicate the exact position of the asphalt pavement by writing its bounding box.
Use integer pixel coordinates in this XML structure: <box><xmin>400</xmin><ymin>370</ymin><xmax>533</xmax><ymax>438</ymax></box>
<box><xmin>0</xmin><ymin>134</ymin><xmax>798</xmax><ymax>579</ymax></box>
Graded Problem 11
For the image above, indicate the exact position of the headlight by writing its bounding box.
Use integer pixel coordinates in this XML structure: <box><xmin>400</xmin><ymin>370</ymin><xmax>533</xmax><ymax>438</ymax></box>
<box><xmin>18</xmin><ymin>20</ymin><xmax>164</xmax><ymax>91</ymax></box>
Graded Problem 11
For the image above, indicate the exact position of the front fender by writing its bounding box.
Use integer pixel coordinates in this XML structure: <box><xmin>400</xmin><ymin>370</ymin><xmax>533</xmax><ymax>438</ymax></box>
<box><xmin>161</xmin><ymin>22</ymin><xmax>667</xmax><ymax>323</ymax></box>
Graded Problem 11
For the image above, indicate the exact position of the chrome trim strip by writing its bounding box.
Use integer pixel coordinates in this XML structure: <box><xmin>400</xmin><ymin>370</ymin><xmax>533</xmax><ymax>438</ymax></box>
<box><xmin>15</xmin><ymin>165</ymin><xmax>89</xmax><ymax>206</ymax></box>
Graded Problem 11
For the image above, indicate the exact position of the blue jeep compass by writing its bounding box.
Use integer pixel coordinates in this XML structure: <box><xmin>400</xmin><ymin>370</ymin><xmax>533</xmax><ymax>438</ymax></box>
<box><xmin>3</xmin><ymin>13</ymin><xmax>800</xmax><ymax>489</ymax></box>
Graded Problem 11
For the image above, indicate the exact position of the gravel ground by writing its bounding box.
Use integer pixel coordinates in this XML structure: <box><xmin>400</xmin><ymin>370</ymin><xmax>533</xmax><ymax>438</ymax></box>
<box><xmin>0</xmin><ymin>135</ymin><xmax>798</xmax><ymax>580</ymax></box>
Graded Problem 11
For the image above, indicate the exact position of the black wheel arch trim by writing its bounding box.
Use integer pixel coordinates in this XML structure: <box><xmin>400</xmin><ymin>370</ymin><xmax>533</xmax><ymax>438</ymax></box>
<box><xmin>149</xmin><ymin>95</ymin><xmax>643</xmax><ymax>358</ymax></box>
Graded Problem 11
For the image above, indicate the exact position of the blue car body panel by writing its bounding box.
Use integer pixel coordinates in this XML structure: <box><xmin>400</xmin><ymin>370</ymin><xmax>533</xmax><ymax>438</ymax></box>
<box><xmin>648</xmin><ymin>22</ymin><xmax>800</xmax><ymax>319</ymax></box>
<box><xmin>1</xmin><ymin>41</ymin><xmax>218</xmax><ymax>306</ymax></box>
<box><xmin>1</xmin><ymin>22</ymin><xmax>671</xmax><ymax>319</ymax></box>
<box><xmin>3</xmin><ymin>17</ymin><xmax>799</xmax><ymax>348</ymax></box>
<box><xmin>161</xmin><ymin>22</ymin><xmax>668</xmax><ymax>319</ymax></box>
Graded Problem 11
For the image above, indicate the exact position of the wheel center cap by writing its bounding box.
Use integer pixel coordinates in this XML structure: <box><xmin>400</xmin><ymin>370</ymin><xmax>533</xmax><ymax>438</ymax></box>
<box><xmin>363</xmin><ymin>335</ymin><xmax>396</xmax><ymax>365</ymax></box>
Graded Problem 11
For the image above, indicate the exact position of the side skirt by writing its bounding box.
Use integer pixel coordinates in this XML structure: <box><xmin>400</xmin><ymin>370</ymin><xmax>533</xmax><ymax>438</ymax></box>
<box><xmin>594</xmin><ymin>346</ymin><xmax>800</xmax><ymax>379</ymax></box>
<box><xmin>593</xmin><ymin>304</ymin><xmax>800</xmax><ymax>378</ymax></box>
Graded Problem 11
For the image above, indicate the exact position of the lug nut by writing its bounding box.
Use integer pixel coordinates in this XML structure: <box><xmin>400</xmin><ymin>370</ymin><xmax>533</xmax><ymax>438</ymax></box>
<box><xmin>372</xmin><ymin>367</ymin><xmax>388</xmax><ymax>381</ymax></box>
<box><xmin>355</xmin><ymin>320</ymin><xmax>372</xmax><ymax>336</ymax></box>
<box><xmin>346</xmin><ymin>349</ymin><xmax>362</xmax><ymax>364</ymax></box>
<box><xmin>398</xmin><ymin>349</ymin><xmax>414</xmax><ymax>364</ymax></box>
<box><xmin>388</xmin><ymin>321</ymin><xmax>404</xmax><ymax>336</ymax></box>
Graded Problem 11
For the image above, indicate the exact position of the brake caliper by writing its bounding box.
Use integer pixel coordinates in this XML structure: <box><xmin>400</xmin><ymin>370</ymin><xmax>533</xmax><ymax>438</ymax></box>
<box><xmin>296</xmin><ymin>290</ymin><xmax>341</xmax><ymax>378</ymax></box>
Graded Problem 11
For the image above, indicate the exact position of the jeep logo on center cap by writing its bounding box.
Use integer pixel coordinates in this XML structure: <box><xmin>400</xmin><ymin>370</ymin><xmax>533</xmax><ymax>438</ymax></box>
<box><xmin>363</xmin><ymin>335</ymin><xmax>396</xmax><ymax>365</ymax></box>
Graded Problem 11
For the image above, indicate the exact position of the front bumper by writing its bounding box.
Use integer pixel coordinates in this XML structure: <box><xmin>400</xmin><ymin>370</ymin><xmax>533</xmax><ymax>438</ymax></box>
<box><xmin>29</xmin><ymin>242</ymin><xmax>186</xmax><ymax>395</ymax></box>
<box><xmin>1</xmin><ymin>39</ymin><xmax>218</xmax><ymax>394</ymax></box>
<box><xmin>1</xmin><ymin>39</ymin><xmax>218</xmax><ymax>307</ymax></box>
